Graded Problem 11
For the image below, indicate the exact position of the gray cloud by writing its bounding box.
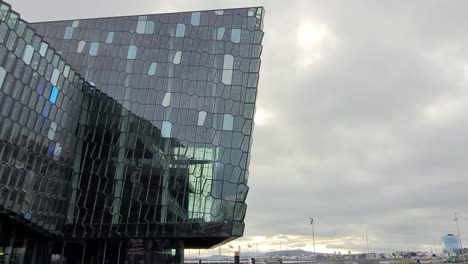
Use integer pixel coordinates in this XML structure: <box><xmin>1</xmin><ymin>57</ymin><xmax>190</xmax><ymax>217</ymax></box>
<box><xmin>10</xmin><ymin>0</ymin><xmax>468</xmax><ymax>253</ymax></box>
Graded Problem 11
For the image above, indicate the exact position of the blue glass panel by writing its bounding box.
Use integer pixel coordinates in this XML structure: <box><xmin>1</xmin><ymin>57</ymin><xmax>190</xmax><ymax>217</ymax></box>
<box><xmin>50</xmin><ymin>86</ymin><xmax>59</xmax><ymax>104</ymax></box>
<box><xmin>42</xmin><ymin>105</ymin><xmax>50</xmax><ymax>118</ymax></box>
<box><xmin>37</xmin><ymin>83</ymin><xmax>44</xmax><ymax>95</ymax></box>
<box><xmin>47</xmin><ymin>143</ymin><xmax>55</xmax><ymax>158</ymax></box>
<box><xmin>24</xmin><ymin>212</ymin><xmax>32</xmax><ymax>220</ymax></box>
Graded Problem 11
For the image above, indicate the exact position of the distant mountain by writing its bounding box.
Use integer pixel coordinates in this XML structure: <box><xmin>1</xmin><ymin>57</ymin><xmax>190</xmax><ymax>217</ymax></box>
<box><xmin>264</xmin><ymin>249</ymin><xmax>314</xmax><ymax>257</ymax></box>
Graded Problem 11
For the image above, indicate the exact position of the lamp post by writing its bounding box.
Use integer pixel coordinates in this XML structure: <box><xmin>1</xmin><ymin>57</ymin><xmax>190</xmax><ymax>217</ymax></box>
<box><xmin>455</xmin><ymin>213</ymin><xmax>466</xmax><ymax>264</ymax></box>
<box><xmin>310</xmin><ymin>218</ymin><xmax>316</xmax><ymax>254</ymax></box>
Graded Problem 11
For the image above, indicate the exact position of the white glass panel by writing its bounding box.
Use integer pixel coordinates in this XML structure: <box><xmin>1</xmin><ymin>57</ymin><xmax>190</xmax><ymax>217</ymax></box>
<box><xmin>161</xmin><ymin>121</ymin><xmax>172</xmax><ymax>138</ymax></box>
<box><xmin>223</xmin><ymin>54</ymin><xmax>234</xmax><ymax>69</ymax></box>
<box><xmin>77</xmin><ymin>40</ymin><xmax>86</xmax><ymax>53</ymax></box>
<box><xmin>51</xmin><ymin>69</ymin><xmax>60</xmax><ymax>86</ymax></box>
<box><xmin>198</xmin><ymin>111</ymin><xmax>207</xmax><ymax>126</ymax></box>
<box><xmin>148</xmin><ymin>62</ymin><xmax>157</xmax><ymax>76</ymax></box>
<box><xmin>222</xmin><ymin>70</ymin><xmax>232</xmax><ymax>85</ymax></box>
<box><xmin>173</xmin><ymin>51</ymin><xmax>181</xmax><ymax>64</ymax></box>
<box><xmin>162</xmin><ymin>92</ymin><xmax>171</xmax><ymax>107</ymax></box>
<box><xmin>47</xmin><ymin>122</ymin><xmax>57</xmax><ymax>140</ymax></box>
<box><xmin>63</xmin><ymin>65</ymin><xmax>70</xmax><ymax>78</ymax></box>
<box><xmin>39</xmin><ymin>42</ymin><xmax>48</xmax><ymax>57</ymax></box>
<box><xmin>22</xmin><ymin>44</ymin><xmax>34</xmax><ymax>64</ymax></box>
<box><xmin>105</xmin><ymin>32</ymin><xmax>114</xmax><ymax>44</ymax></box>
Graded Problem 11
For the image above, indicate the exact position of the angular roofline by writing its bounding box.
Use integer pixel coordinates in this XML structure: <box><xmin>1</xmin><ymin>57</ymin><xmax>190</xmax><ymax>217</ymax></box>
<box><xmin>30</xmin><ymin>6</ymin><xmax>265</xmax><ymax>24</ymax></box>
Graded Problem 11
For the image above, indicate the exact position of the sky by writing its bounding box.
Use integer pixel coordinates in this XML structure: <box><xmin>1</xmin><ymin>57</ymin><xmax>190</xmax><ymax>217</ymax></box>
<box><xmin>9</xmin><ymin>0</ymin><xmax>468</xmax><ymax>255</ymax></box>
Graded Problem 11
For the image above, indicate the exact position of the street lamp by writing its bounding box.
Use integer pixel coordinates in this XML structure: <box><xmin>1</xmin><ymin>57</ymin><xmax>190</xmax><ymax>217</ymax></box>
<box><xmin>310</xmin><ymin>218</ymin><xmax>316</xmax><ymax>254</ymax></box>
<box><xmin>455</xmin><ymin>213</ymin><xmax>466</xmax><ymax>264</ymax></box>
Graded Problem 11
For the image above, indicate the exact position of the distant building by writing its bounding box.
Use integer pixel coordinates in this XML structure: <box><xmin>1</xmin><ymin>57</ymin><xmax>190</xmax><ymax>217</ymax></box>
<box><xmin>443</xmin><ymin>234</ymin><xmax>461</xmax><ymax>253</ymax></box>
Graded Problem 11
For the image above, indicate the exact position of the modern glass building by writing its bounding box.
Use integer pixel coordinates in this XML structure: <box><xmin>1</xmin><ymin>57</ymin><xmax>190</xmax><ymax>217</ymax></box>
<box><xmin>0</xmin><ymin>1</ymin><xmax>264</xmax><ymax>263</ymax></box>
<box><xmin>443</xmin><ymin>234</ymin><xmax>461</xmax><ymax>254</ymax></box>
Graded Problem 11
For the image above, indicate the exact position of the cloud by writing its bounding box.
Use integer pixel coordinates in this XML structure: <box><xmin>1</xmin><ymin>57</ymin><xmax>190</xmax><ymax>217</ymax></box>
<box><xmin>10</xmin><ymin>0</ymin><xmax>468</xmax><ymax>253</ymax></box>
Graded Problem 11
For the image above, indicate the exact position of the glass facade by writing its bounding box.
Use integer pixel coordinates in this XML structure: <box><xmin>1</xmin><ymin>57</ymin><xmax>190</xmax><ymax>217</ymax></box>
<box><xmin>0</xmin><ymin>1</ymin><xmax>264</xmax><ymax>263</ymax></box>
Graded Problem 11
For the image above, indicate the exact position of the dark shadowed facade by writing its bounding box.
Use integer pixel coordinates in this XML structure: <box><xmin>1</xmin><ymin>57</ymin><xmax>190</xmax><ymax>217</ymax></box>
<box><xmin>0</xmin><ymin>1</ymin><xmax>264</xmax><ymax>263</ymax></box>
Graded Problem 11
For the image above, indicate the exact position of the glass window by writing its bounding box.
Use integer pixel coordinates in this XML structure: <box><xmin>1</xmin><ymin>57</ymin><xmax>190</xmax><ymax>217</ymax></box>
<box><xmin>231</xmin><ymin>29</ymin><xmax>241</xmax><ymax>43</ymax></box>
<box><xmin>217</xmin><ymin>27</ymin><xmax>225</xmax><ymax>40</ymax></box>
<box><xmin>6</xmin><ymin>31</ymin><xmax>17</xmax><ymax>50</ymax></box>
<box><xmin>49</xmin><ymin>86</ymin><xmax>58</xmax><ymax>104</ymax></box>
<box><xmin>223</xmin><ymin>54</ymin><xmax>234</xmax><ymax>69</ymax></box>
<box><xmin>148</xmin><ymin>62</ymin><xmax>157</xmax><ymax>76</ymax></box>
<box><xmin>77</xmin><ymin>40</ymin><xmax>86</xmax><ymax>53</ymax></box>
<box><xmin>173</xmin><ymin>51</ymin><xmax>181</xmax><ymax>64</ymax></box>
<box><xmin>22</xmin><ymin>45</ymin><xmax>33</xmax><ymax>64</ymax></box>
<box><xmin>0</xmin><ymin>66</ymin><xmax>6</xmax><ymax>88</ymax></box>
<box><xmin>39</xmin><ymin>42</ymin><xmax>47</xmax><ymax>56</ymax></box>
<box><xmin>50</xmin><ymin>69</ymin><xmax>60</xmax><ymax>86</ymax></box>
<box><xmin>223</xmin><ymin>114</ymin><xmax>234</xmax><ymax>130</ymax></box>
<box><xmin>215</xmin><ymin>10</ymin><xmax>224</xmax><ymax>16</ymax></box>
<box><xmin>0</xmin><ymin>23</ymin><xmax>8</xmax><ymax>43</ymax></box>
<box><xmin>222</xmin><ymin>70</ymin><xmax>232</xmax><ymax>85</ymax></box>
<box><xmin>63</xmin><ymin>65</ymin><xmax>70</xmax><ymax>78</ymax></box>
<box><xmin>145</xmin><ymin>21</ymin><xmax>155</xmax><ymax>34</ymax></box>
<box><xmin>105</xmin><ymin>32</ymin><xmax>114</xmax><ymax>44</ymax></box>
<box><xmin>64</xmin><ymin>27</ymin><xmax>73</xmax><ymax>39</ymax></box>
<box><xmin>175</xmin><ymin>23</ymin><xmax>185</xmax><ymax>37</ymax></box>
<box><xmin>47</xmin><ymin>143</ymin><xmax>55</xmax><ymax>158</ymax></box>
<box><xmin>198</xmin><ymin>111</ymin><xmax>207</xmax><ymax>126</ymax></box>
<box><xmin>0</xmin><ymin>4</ymin><xmax>9</xmax><ymax>21</ymax></box>
<box><xmin>42</xmin><ymin>104</ymin><xmax>50</xmax><ymax>118</ymax></box>
<box><xmin>161</xmin><ymin>121</ymin><xmax>172</xmax><ymax>138</ymax></box>
<box><xmin>47</xmin><ymin>122</ymin><xmax>57</xmax><ymax>140</ymax></box>
<box><xmin>37</xmin><ymin>82</ymin><xmax>45</xmax><ymax>95</ymax></box>
<box><xmin>7</xmin><ymin>13</ymin><xmax>18</xmax><ymax>29</ymax></box>
<box><xmin>162</xmin><ymin>92</ymin><xmax>171</xmax><ymax>107</ymax></box>
<box><xmin>136</xmin><ymin>21</ymin><xmax>146</xmax><ymax>34</ymax></box>
<box><xmin>89</xmin><ymin>42</ymin><xmax>99</xmax><ymax>56</ymax></box>
<box><xmin>127</xmin><ymin>45</ymin><xmax>137</xmax><ymax>59</ymax></box>
<box><xmin>191</xmin><ymin>12</ymin><xmax>201</xmax><ymax>26</ymax></box>
<box><xmin>72</xmin><ymin>20</ymin><xmax>79</xmax><ymax>28</ymax></box>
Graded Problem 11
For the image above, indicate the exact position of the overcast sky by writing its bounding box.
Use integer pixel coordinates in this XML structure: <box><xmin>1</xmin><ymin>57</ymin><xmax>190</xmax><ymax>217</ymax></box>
<box><xmin>9</xmin><ymin>0</ymin><xmax>468</xmax><ymax>254</ymax></box>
